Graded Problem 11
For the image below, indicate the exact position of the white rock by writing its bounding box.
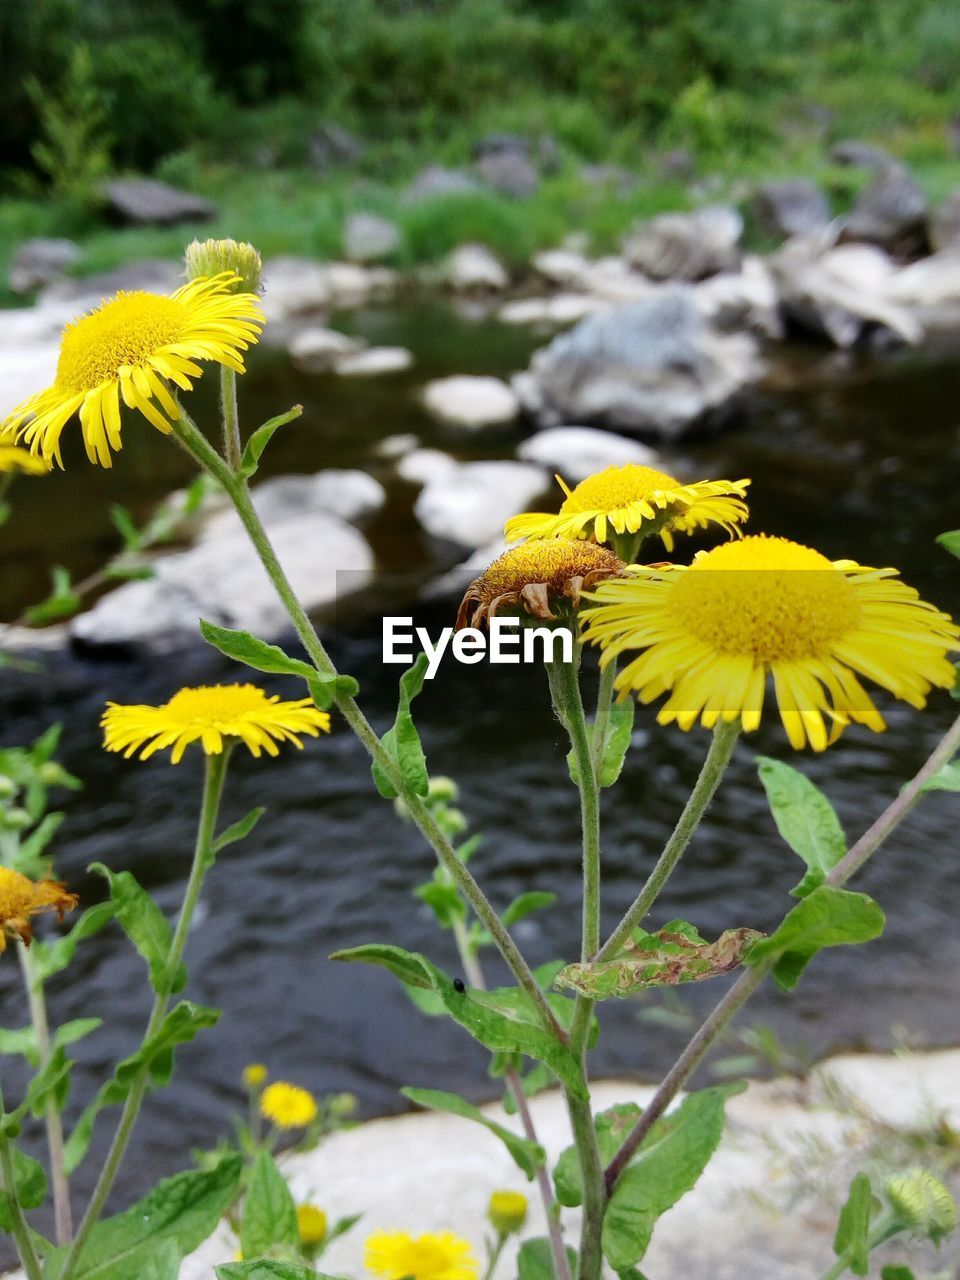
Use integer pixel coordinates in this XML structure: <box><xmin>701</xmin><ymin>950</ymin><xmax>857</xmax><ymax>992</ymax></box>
<box><xmin>327</xmin><ymin>262</ymin><xmax>397</xmax><ymax>306</ymax></box>
<box><xmin>202</xmin><ymin>470</ymin><xmax>385</xmax><ymax>537</ymax></box>
<box><xmin>261</xmin><ymin>256</ymin><xmax>334</xmax><ymax>320</ymax></box>
<box><xmin>375</xmin><ymin>433</ymin><xmax>419</xmax><ymax>458</ymax></box>
<box><xmin>498</xmin><ymin>294</ymin><xmax>609</xmax><ymax>326</ymax></box>
<box><xmin>517</xmin><ymin>425</ymin><xmax>659</xmax><ymax>482</ymax></box>
<box><xmin>422</xmin><ymin>375</ymin><xmax>519</xmax><ymax>428</ymax></box>
<box><xmin>532</xmin><ymin>248</ymin><xmax>592</xmax><ymax>284</ymax></box>
<box><xmin>288</xmin><ymin>326</ymin><xmax>365</xmax><ymax>373</ymax></box>
<box><xmin>343</xmin><ymin>212</ymin><xmax>402</xmax><ymax>263</ymax></box>
<box><xmin>694</xmin><ymin>256</ymin><xmax>784</xmax><ymax>338</ymax></box>
<box><xmin>333</xmin><ymin>346</ymin><xmax>413</xmax><ymax>376</ymax></box>
<box><xmin>415</xmin><ymin>461</ymin><xmax>548</xmax><ymax>547</ymax></box>
<box><xmin>396</xmin><ymin>448</ymin><xmax>459</xmax><ymax>486</ymax></box>
<box><xmin>444</xmin><ymin>243</ymin><xmax>510</xmax><ymax>290</ymax></box>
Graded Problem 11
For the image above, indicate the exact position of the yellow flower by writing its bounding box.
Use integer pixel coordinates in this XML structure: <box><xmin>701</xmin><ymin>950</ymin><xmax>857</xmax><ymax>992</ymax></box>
<box><xmin>0</xmin><ymin>445</ymin><xmax>50</xmax><ymax>475</ymax></box>
<box><xmin>242</xmin><ymin>1063</ymin><xmax>268</xmax><ymax>1089</ymax></box>
<box><xmin>297</xmin><ymin>1204</ymin><xmax>328</xmax><ymax>1247</ymax></box>
<box><xmin>582</xmin><ymin>534</ymin><xmax>960</xmax><ymax>751</ymax></box>
<box><xmin>0</xmin><ymin>273</ymin><xmax>264</xmax><ymax>468</ymax></box>
<box><xmin>101</xmin><ymin>683</ymin><xmax>331</xmax><ymax>764</ymax></box>
<box><xmin>504</xmin><ymin>464</ymin><xmax>749</xmax><ymax>551</ymax></box>
<box><xmin>456</xmin><ymin>539</ymin><xmax>624</xmax><ymax>629</ymax></box>
<box><xmin>0</xmin><ymin>867</ymin><xmax>77</xmax><ymax>953</ymax></box>
<box><xmin>364</xmin><ymin>1230</ymin><xmax>478</xmax><ymax>1280</ymax></box>
<box><xmin>488</xmin><ymin>1190</ymin><xmax>528</xmax><ymax>1235</ymax></box>
<box><xmin>260</xmin><ymin>1081</ymin><xmax>318</xmax><ymax>1129</ymax></box>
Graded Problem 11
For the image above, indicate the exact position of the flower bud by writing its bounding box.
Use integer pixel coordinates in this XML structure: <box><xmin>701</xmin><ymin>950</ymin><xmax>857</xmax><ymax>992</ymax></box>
<box><xmin>297</xmin><ymin>1203</ymin><xmax>328</xmax><ymax>1247</ymax></box>
<box><xmin>886</xmin><ymin>1169</ymin><xmax>958</xmax><ymax>1244</ymax></box>
<box><xmin>185</xmin><ymin>239</ymin><xmax>263</xmax><ymax>294</ymax></box>
<box><xmin>488</xmin><ymin>1190</ymin><xmax>528</xmax><ymax>1235</ymax></box>
<box><xmin>329</xmin><ymin>1091</ymin><xmax>358</xmax><ymax>1117</ymax></box>
<box><xmin>242</xmin><ymin>1062</ymin><xmax>268</xmax><ymax>1089</ymax></box>
<box><xmin>428</xmin><ymin>777</ymin><xmax>459</xmax><ymax>804</ymax></box>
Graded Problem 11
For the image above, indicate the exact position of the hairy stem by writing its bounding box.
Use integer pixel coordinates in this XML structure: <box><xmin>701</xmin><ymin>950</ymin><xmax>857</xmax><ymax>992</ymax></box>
<box><xmin>18</xmin><ymin>944</ymin><xmax>72</xmax><ymax>1244</ymax></box>
<box><xmin>171</xmin><ymin>412</ymin><xmax>564</xmax><ymax>1043</ymax></box>
<box><xmin>605</xmin><ymin>710</ymin><xmax>960</xmax><ymax>1195</ymax></box>
<box><xmin>220</xmin><ymin>367</ymin><xmax>241</xmax><ymax>472</ymax></box>
<box><xmin>0</xmin><ymin>1081</ymin><xmax>44</xmax><ymax>1280</ymax></box>
<box><xmin>598</xmin><ymin>720</ymin><xmax>740</xmax><ymax>962</ymax></box>
<box><xmin>59</xmin><ymin>750</ymin><xmax>229</xmax><ymax>1280</ymax></box>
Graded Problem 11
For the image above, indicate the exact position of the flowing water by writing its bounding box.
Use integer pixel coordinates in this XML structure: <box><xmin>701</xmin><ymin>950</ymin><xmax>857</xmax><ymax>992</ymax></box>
<box><xmin>1</xmin><ymin>297</ymin><xmax>959</xmax><ymax>1223</ymax></box>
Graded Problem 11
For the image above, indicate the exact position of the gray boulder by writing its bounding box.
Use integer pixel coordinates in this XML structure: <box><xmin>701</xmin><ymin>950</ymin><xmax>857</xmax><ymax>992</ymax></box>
<box><xmin>202</xmin><ymin>471</ymin><xmax>385</xmax><ymax>536</ymax></box>
<box><xmin>403</xmin><ymin>166</ymin><xmax>481</xmax><ymax>203</ymax></box>
<box><xmin>9</xmin><ymin>239</ymin><xmax>81</xmax><ymax>295</ymax></box>
<box><xmin>103</xmin><ymin>179</ymin><xmax>217</xmax><ymax>226</ymax></box>
<box><xmin>513</xmin><ymin>291</ymin><xmax>761</xmax><ymax>439</ymax></box>
<box><xmin>475</xmin><ymin>152</ymin><xmax>539</xmax><ymax>199</ymax></box>
<box><xmin>415</xmin><ymin>461</ymin><xmax>549</xmax><ymax>549</ymax></box>
<box><xmin>472</xmin><ymin>133</ymin><xmax>529</xmax><ymax>162</ymax></box>
<box><xmin>580</xmin><ymin>165</ymin><xmax>638</xmax><ymax>197</ymax></box>
<box><xmin>751</xmin><ymin>180</ymin><xmax>831</xmax><ymax>240</ymax></box>
<box><xmin>841</xmin><ymin>166</ymin><xmax>928</xmax><ymax>257</ymax></box>
<box><xmin>308</xmin><ymin>123</ymin><xmax>364</xmax><ymax>173</ymax></box>
<box><xmin>40</xmin><ymin>259</ymin><xmax>183</xmax><ymax>306</ymax></box>
<box><xmin>930</xmin><ymin>188</ymin><xmax>960</xmax><ymax>252</ymax></box>
<box><xmin>829</xmin><ymin>139</ymin><xmax>892</xmax><ymax>169</ymax></box>
<box><xmin>623</xmin><ymin>206</ymin><xmax>742</xmax><ymax>281</ymax></box>
<box><xmin>343</xmin><ymin>212</ymin><xmax>402</xmax><ymax>263</ymax></box>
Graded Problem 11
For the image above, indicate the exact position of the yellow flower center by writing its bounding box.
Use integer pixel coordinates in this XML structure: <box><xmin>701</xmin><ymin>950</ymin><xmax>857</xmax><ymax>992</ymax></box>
<box><xmin>670</xmin><ymin>535</ymin><xmax>861</xmax><ymax>662</ymax></box>
<box><xmin>0</xmin><ymin>868</ymin><xmax>40</xmax><ymax>920</ymax></box>
<box><xmin>162</xmin><ymin>684</ymin><xmax>275</xmax><ymax>727</ymax></box>
<box><xmin>559</xmin><ymin>464</ymin><xmax>683</xmax><ymax>513</ymax></box>
<box><xmin>475</xmin><ymin>540</ymin><xmax>622</xmax><ymax>603</ymax></box>
<box><xmin>56</xmin><ymin>292</ymin><xmax>187</xmax><ymax>392</ymax></box>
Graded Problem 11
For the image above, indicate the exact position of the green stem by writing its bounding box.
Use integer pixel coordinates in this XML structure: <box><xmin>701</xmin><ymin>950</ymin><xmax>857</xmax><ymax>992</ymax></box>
<box><xmin>597</xmin><ymin>720</ymin><xmax>740</xmax><ymax>963</ymax></box>
<box><xmin>220</xmin><ymin>368</ymin><xmax>241</xmax><ymax>472</ymax></box>
<box><xmin>0</xmin><ymin>1081</ymin><xmax>44</xmax><ymax>1280</ymax></box>
<box><xmin>482</xmin><ymin>1232</ymin><xmax>507</xmax><ymax>1280</ymax></box>
<box><xmin>565</xmin><ymin>1089</ymin><xmax>605</xmax><ymax>1280</ymax></box>
<box><xmin>171</xmin><ymin>412</ymin><xmax>564</xmax><ymax>1044</ymax></box>
<box><xmin>18</xmin><ymin>944</ymin><xmax>72</xmax><ymax>1244</ymax></box>
<box><xmin>59</xmin><ymin>751</ymin><xmax>230</xmax><ymax>1280</ymax></box>
<box><xmin>604</xmin><ymin>710</ymin><xmax>960</xmax><ymax>1195</ymax></box>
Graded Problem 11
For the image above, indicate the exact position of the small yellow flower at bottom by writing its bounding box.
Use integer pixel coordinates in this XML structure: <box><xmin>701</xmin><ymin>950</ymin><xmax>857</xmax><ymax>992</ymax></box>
<box><xmin>101</xmin><ymin>683</ymin><xmax>331</xmax><ymax>764</ymax></box>
<box><xmin>242</xmin><ymin>1063</ymin><xmax>268</xmax><ymax>1089</ymax></box>
<box><xmin>259</xmin><ymin>1081</ymin><xmax>318</xmax><ymax>1130</ymax></box>
<box><xmin>0</xmin><ymin>867</ymin><xmax>77</xmax><ymax>953</ymax></box>
<box><xmin>488</xmin><ymin>1190</ymin><xmax>528</xmax><ymax>1235</ymax></box>
<box><xmin>297</xmin><ymin>1204</ymin><xmax>328</xmax><ymax>1247</ymax></box>
<box><xmin>365</xmin><ymin>1230</ymin><xmax>479</xmax><ymax>1280</ymax></box>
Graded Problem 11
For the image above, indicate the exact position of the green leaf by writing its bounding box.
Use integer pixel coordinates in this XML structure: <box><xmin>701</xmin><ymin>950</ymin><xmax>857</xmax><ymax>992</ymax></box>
<box><xmin>45</xmin><ymin>1155</ymin><xmax>242</xmax><ymax>1280</ymax></box>
<box><xmin>502</xmin><ymin>892</ymin><xmax>557</xmax><ymax>927</ymax></box>
<box><xmin>517</xmin><ymin>1238</ymin><xmax>577</xmax><ymax>1280</ymax></box>
<box><xmin>16</xmin><ymin>1044</ymin><xmax>73</xmax><ymax>1121</ymax></box>
<box><xmin>555</xmin><ymin>925</ymin><xmax>762</xmax><ymax>999</ymax></box>
<box><xmin>332</xmin><ymin>944</ymin><xmax>586</xmax><ymax>1098</ymax></box>
<box><xmin>920</xmin><ymin>760</ymin><xmax>960</xmax><ymax>792</ymax></box>
<box><xmin>598</xmin><ymin>698</ymin><xmax>635</xmax><ymax>787</ymax></box>
<box><xmin>217</xmin><ymin>1264</ymin><xmax>327</xmax><ymax>1280</ymax></box>
<box><xmin>109</xmin><ymin>504</ymin><xmax>142</xmax><ymax>551</ymax></box>
<box><xmin>833</xmin><ymin>1172</ymin><xmax>872</xmax><ymax>1276</ymax></box>
<box><xmin>90</xmin><ymin>864</ymin><xmax>185</xmax><ymax>995</ymax></box>
<box><xmin>14</xmin><ymin>811</ymin><xmax>65</xmax><ymax>877</ymax></box>
<box><xmin>745</xmin><ymin>885</ymin><xmax>885</xmax><ymax>991</ymax></box>
<box><xmin>0</xmin><ymin>1148</ymin><xmax>47</xmax><ymax>1230</ymax></box>
<box><xmin>213</xmin><ymin>807</ymin><xmax>266</xmax><ymax>854</ymax></box>
<box><xmin>139</xmin><ymin>1241</ymin><xmax>181</xmax><ymax>1280</ymax></box>
<box><xmin>555</xmin><ymin>1102</ymin><xmax>644</xmax><ymax>1206</ymax></box>
<box><xmin>239</xmin><ymin>405</ymin><xmax>303</xmax><ymax>479</ymax></box>
<box><xmin>936</xmin><ymin>530</ymin><xmax>960</xmax><ymax>559</ymax></box>
<box><xmin>602</xmin><ymin>1086</ymin><xmax>741</xmax><ymax>1269</ymax></box>
<box><xmin>372</xmin><ymin>655</ymin><xmax>430</xmax><ymax>800</ymax></box>
<box><xmin>240</xmin><ymin>1151</ymin><xmax>299</xmax><ymax>1259</ymax></box>
<box><xmin>414</xmin><ymin>879</ymin><xmax>466</xmax><ymax>926</ymax></box>
<box><xmin>24</xmin><ymin>566</ymin><xmax>81</xmax><ymax>625</ymax></box>
<box><xmin>881</xmin><ymin>1268</ymin><xmax>915</xmax><ymax>1280</ymax></box>
<box><xmin>31</xmin><ymin>902</ymin><xmax>115</xmax><ymax>984</ymax></box>
<box><xmin>401</xmin><ymin>1086</ymin><xmax>544</xmax><ymax>1179</ymax></box>
<box><xmin>308</xmin><ymin>673</ymin><xmax>359</xmax><ymax>710</ymax></box>
<box><xmin>756</xmin><ymin>756</ymin><xmax>847</xmax><ymax>897</ymax></box>
<box><xmin>199</xmin><ymin>620</ymin><xmax>314</xmax><ymax>680</ymax></box>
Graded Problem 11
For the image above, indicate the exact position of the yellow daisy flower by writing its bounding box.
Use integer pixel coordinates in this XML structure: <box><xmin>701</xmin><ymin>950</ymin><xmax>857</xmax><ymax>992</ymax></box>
<box><xmin>364</xmin><ymin>1230</ymin><xmax>479</xmax><ymax>1280</ymax></box>
<box><xmin>0</xmin><ymin>273</ymin><xmax>264</xmax><ymax>468</ymax></box>
<box><xmin>0</xmin><ymin>445</ymin><xmax>50</xmax><ymax>475</ymax></box>
<box><xmin>582</xmin><ymin>534</ymin><xmax>960</xmax><ymax>751</ymax></box>
<box><xmin>456</xmin><ymin>539</ymin><xmax>624</xmax><ymax>629</ymax></box>
<box><xmin>297</xmin><ymin>1204</ymin><xmax>328</xmax><ymax>1247</ymax></box>
<box><xmin>504</xmin><ymin>464</ymin><xmax>750</xmax><ymax>551</ymax></box>
<box><xmin>101</xmin><ymin>684</ymin><xmax>331</xmax><ymax>764</ymax></box>
<box><xmin>259</xmin><ymin>1081</ymin><xmax>318</xmax><ymax>1129</ymax></box>
<box><xmin>0</xmin><ymin>867</ymin><xmax>77</xmax><ymax>953</ymax></box>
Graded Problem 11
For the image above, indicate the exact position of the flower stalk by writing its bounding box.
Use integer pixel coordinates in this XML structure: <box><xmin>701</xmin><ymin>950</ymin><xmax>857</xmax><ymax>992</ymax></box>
<box><xmin>0</xmin><ymin>1079</ymin><xmax>44</xmax><ymax>1280</ymax></box>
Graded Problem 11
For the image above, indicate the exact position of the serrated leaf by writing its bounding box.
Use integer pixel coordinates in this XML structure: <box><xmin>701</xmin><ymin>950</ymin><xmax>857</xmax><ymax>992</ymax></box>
<box><xmin>239</xmin><ymin>405</ymin><xmax>303</xmax><ymax>479</ymax></box>
<box><xmin>31</xmin><ymin>902</ymin><xmax>115</xmax><ymax>984</ymax></box>
<box><xmin>602</xmin><ymin>1087</ymin><xmax>741</xmax><ymax>1269</ymax></box>
<box><xmin>746</xmin><ymin>885</ymin><xmax>885</xmax><ymax>992</ymax></box>
<box><xmin>757</xmin><ymin>756</ymin><xmax>847</xmax><ymax>897</ymax></box>
<box><xmin>502</xmin><ymin>892</ymin><xmax>556</xmax><ymax>927</ymax></box>
<box><xmin>45</xmin><ymin>1155</ymin><xmax>242</xmax><ymax>1280</ymax></box>
<box><xmin>402</xmin><ymin>1086</ymin><xmax>544</xmax><ymax>1179</ymax></box>
<box><xmin>213</xmin><ymin>807</ymin><xmax>266</xmax><ymax>854</ymax></box>
<box><xmin>555</xmin><ymin>926</ymin><xmax>762</xmax><ymax>999</ymax></box>
<box><xmin>332</xmin><ymin>944</ymin><xmax>586</xmax><ymax>1097</ymax></box>
<box><xmin>0</xmin><ymin>1148</ymin><xmax>47</xmax><ymax>1230</ymax></box>
<box><xmin>517</xmin><ymin>1238</ymin><xmax>577</xmax><ymax>1280</ymax></box>
<box><xmin>90</xmin><ymin>864</ymin><xmax>185</xmax><ymax>995</ymax></box>
<box><xmin>199</xmin><ymin>620</ymin><xmax>314</xmax><ymax>680</ymax></box>
<box><xmin>372</xmin><ymin>654</ymin><xmax>430</xmax><ymax>799</ymax></box>
<box><xmin>241</xmin><ymin>1151</ymin><xmax>299</xmax><ymax>1259</ymax></box>
<box><xmin>834</xmin><ymin>1172</ymin><xmax>872</xmax><ymax>1276</ymax></box>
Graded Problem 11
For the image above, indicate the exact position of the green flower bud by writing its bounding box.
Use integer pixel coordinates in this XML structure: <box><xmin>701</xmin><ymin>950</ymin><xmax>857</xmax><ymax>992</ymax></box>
<box><xmin>1</xmin><ymin>807</ymin><xmax>32</xmax><ymax>831</ymax></box>
<box><xmin>0</xmin><ymin>777</ymin><xmax>17</xmax><ymax>800</ymax></box>
<box><xmin>329</xmin><ymin>1091</ymin><xmax>358</xmax><ymax>1118</ymax></box>
<box><xmin>886</xmin><ymin>1169</ymin><xmax>958</xmax><ymax>1244</ymax></box>
<box><xmin>488</xmin><ymin>1190</ymin><xmax>528</xmax><ymax>1235</ymax></box>
<box><xmin>428</xmin><ymin>776</ymin><xmax>459</xmax><ymax>804</ymax></box>
<box><xmin>184</xmin><ymin>239</ymin><xmax>263</xmax><ymax>294</ymax></box>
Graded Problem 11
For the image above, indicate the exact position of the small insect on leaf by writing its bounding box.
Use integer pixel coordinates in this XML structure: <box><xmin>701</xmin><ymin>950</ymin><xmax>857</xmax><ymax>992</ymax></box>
<box><xmin>453</xmin><ymin>978</ymin><xmax>466</xmax><ymax>993</ymax></box>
